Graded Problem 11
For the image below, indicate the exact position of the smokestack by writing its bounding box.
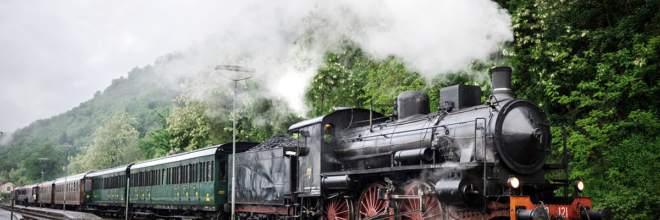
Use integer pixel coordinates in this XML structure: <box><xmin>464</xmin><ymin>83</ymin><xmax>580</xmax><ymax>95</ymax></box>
<box><xmin>490</xmin><ymin>66</ymin><xmax>513</xmax><ymax>100</ymax></box>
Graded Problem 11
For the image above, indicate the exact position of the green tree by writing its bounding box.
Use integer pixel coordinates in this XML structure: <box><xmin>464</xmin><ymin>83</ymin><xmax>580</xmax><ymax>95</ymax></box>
<box><xmin>136</xmin><ymin>110</ymin><xmax>178</xmax><ymax>159</ymax></box>
<box><xmin>496</xmin><ymin>0</ymin><xmax>660</xmax><ymax>218</ymax></box>
<box><xmin>305</xmin><ymin>43</ymin><xmax>493</xmax><ymax>117</ymax></box>
<box><xmin>166</xmin><ymin>97</ymin><xmax>213</xmax><ymax>152</ymax></box>
<box><xmin>19</xmin><ymin>142</ymin><xmax>66</xmax><ymax>183</ymax></box>
<box><xmin>82</xmin><ymin>111</ymin><xmax>140</xmax><ymax>170</ymax></box>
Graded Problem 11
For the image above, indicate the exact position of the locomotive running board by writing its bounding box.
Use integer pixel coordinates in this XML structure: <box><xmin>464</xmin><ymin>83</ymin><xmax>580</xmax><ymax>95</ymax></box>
<box><xmin>323</xmin><ymin>162</ymin><xmax>496</xmax><ymax>176</ymax></box>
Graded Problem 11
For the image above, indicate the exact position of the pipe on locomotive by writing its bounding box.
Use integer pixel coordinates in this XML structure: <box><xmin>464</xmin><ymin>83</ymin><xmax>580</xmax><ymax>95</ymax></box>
<box><xmin>491</xmin><ymin>66</ymin><xmax>514</xmax><ymax>101</ymax></box>
<box><xmin>322</xmin><ymin>175</ymin><xmax>357</xmax><ymax>190</ymax></box>
<box><xmin>394</xmin><ymin>148</ymin><xmax>433</xmax><ymax>163</ymax></box>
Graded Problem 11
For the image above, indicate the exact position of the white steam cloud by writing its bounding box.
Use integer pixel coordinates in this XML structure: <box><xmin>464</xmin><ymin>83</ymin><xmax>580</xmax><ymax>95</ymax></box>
<box><xmin>156</xmin><ymin>0</ymin><xmax>513</xmax><ymax>114</ymax></box>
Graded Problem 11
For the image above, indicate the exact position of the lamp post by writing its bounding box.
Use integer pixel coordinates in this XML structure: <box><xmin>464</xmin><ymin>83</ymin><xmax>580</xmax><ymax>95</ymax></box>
<box><xmin>215</xmin><ymin>65</ymin><xmax>254</xmax><ymax>220</ymax></box>
<box><xmin>61</xmin><ymin>145</ymin><xmax>73</xmax><ymax>211</ymax></box>
<box><xmin>37</xmin><ymin>158</ymin><xmax>49</xmax><ymax>208</ymax></box>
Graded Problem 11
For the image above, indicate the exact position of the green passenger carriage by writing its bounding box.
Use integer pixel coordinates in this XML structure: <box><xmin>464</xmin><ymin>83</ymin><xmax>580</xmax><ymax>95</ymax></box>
<box><xmin>85</xmin><ymin>165</ymin><xmax>130</xmax><ymax>212</ymax></box>
<box><xmin>127</xmin><ymin>143</ymin><xmax>257</xmax><ymax>218</ymax></box>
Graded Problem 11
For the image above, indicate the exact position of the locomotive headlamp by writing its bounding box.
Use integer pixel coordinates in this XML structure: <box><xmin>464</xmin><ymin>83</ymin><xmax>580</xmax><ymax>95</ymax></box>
<box><xmin>574</xmin><ymin>180</ymin><xmax>585</xmax><ymax>192</ymax></box>
<box><xmin>507</xmin><ymin>176</ymin><xmax>520</xmax><ymax>189</ymax></box>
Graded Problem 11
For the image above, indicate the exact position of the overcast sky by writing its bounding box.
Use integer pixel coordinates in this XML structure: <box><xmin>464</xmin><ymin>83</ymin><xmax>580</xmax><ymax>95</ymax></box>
<box><xmin>0</xmin><ymin>0</ymin><xmax>512</xmax><ymax>133</ymax></box>
<box><xmin>0</xmin><ymin>1</ymin><xmax>237</xmax><ymax>132</ymax></box>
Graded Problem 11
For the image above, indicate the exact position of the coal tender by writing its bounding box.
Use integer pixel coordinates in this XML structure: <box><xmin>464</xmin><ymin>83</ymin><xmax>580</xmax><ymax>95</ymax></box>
<box><xmin>279</xmin><ymin>67</ymin><xmax>612</xmax><ymax>220</ymax></box>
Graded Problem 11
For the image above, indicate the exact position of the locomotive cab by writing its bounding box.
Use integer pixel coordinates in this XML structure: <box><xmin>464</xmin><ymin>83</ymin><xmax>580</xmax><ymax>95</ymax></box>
<box><xmin>288</xmin><ymin>108</ymin><xmax>381</xmax><ymax>196</ymax></box>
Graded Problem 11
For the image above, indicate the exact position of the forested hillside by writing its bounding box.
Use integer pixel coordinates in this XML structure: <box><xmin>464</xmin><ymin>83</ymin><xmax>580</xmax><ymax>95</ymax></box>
<box><xmin>0</xmin><ymin>0</ymin><xmax>658</xmax><ymax>219</ymax></box>
<box><xmin>0</xmin><ymin>54</ymin><xmax>185</xmax><ymax>183</ymax></box>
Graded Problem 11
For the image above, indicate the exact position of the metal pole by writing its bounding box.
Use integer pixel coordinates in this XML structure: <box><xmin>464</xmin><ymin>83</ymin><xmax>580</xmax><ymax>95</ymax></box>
<box><xmin>231</xmin><ymin>80</ymin><xmax>237</xmax><ymax>220</ymax></box>
<box><xmin>64</xmin><ymin>150</ymin><xmax>68</xmax><ymax>211</ymax></box>
<box><xmin>214</xmin><ymin>65</ymin><xmax>253</xmax><ymax>220</ymax></box>
<box><xmin>40</xmin><ymin>172</ymin><xmax>43</xmax><ymax>208</ymax></box>
<box><xmin>10</xmin><ymin>193</ymin><xmax>14</xmax><ymax>220</ymax></box>
<box><xmin>125</xmin><ymin>177</ymin><xmax>130</xmax><ymax>220</ymax></box>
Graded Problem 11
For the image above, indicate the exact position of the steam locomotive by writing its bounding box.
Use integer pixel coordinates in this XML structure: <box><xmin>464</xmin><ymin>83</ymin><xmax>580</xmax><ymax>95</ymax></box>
<box><xmin>12</xmin><ymin>67</ymin><xmax>612</xmax><ymax>220</ymax></box>
<box><xmin>230</xmin><ymin>67</ymin><xmax>612</xmax><ymax>220</ymax></box>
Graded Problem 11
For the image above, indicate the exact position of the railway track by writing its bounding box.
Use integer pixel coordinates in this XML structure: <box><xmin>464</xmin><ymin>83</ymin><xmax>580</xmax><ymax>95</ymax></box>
<box><xmin>0</xmin><ymin>205</ymin><xmax>57</xmax><ymax>220</ymax></box>
<box><xmin>0</xmin><ymin>203</ymin><xmax>114</xmax><ymax>220</ymax></box>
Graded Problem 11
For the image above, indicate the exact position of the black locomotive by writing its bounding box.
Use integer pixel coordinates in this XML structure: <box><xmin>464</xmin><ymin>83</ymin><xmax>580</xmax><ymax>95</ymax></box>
<box><xmin>231</xmin><ymin>67</ymin><xmax>612</xmax><ymax>220</ymax></box>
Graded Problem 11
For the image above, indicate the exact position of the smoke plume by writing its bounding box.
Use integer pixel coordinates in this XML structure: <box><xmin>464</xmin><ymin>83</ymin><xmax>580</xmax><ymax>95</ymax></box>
<box><xmin>153</xmin><ymin>0</ymin><xmax>513</xmax><ymax>114</ymax></box>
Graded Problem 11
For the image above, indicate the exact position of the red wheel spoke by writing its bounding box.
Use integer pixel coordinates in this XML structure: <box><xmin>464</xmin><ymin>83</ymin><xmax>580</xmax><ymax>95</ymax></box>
<box><xmin>377</xmin><ymin>201</ymin><xmax>386</xmax><ymax>212</ymax></box>
<box><xmin>337</xmin><ymin>201</ymin><xmax>346</xmax><ymax>210</ymax></box>
<box><xmin>361</xmin><ymin>200</ymin><xmax>368</xmax><ymax>210</ymax></box>
<box><xmin>403</xmin><ymin>202</ymin><xmax>413</xmax><ymax>211</ymax></box>
<box><xmin>364</xmin><ymin>189</ymin><xmax>371</xmax><ymax>209</ymax></box>
<box><xmin>369</xmin><ymin>187</ymin><xmax>376</xmax><ymax>209</ymax></box>
<box><xmin>423</xmin><ymin>205</ymin><xmax>438</xmax><ymax>215</ymax></box>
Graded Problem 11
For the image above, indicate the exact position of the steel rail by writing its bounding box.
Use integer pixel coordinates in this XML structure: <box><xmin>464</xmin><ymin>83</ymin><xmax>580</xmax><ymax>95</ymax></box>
<box><xmin>0</xmin><ymin>205</ymin><xmax>60</xmax><ymax>220</ymax></box>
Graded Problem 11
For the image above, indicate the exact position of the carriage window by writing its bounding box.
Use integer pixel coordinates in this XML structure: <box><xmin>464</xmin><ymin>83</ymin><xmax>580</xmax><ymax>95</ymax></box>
<box><xmin>323</xmin><ymin>123</ymin><xmax>334</xmax><ymax>143</ymax></box>
<box><xmin>220</xmin><ymin>159</ymin><xmax>226</xmax><ymax>181</ymax></box>
<box><xmin>207</xmin><ymin>162</ymin><xmax>211</xmax><ymax>181</ymax></box>
<box><xmin>205</xmin><ymin>162</ymin><xmax>209</xmax><ymax>182</ymax></box>
<box><xmin>201</xmin><ymin>163</ymin><xmax>205</xmax><ymax>182</ymax></box>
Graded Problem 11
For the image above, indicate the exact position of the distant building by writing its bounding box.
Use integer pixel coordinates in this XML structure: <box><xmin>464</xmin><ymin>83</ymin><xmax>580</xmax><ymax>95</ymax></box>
<box><xmin>1</xmin><ymin>181</ymin><xmax>15</xmax><ymax>193</ymax></box>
